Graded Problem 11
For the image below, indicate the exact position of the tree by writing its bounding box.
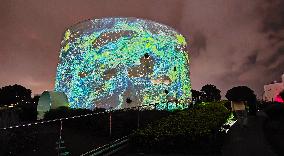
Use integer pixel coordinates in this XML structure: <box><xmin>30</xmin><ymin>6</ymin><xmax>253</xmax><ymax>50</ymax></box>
<box><xmin>191</xmin><ymin>89</ymin><xmax>202</xmax><ymax>104</ymax></box>
<box><xmin>18</xmin><ymin>95</ymin><xmax>39</xmax><ymax>121</ymax></box>
<box><xmin>0</xmin><ymin>84</ymin><xmax>37</xmax><ymax>121</ymax></box>
<box><xmin>0</xmin><ymin>84</ymin><xmax>32</xmax><ymax>107</ymax></box>
<box><xmin>200</xmin><ymin>84</ymin><xmax>221</xmax><ymax>102</ymax></box>
<box><xmin>225</xmin><ymin>86</ymin><xmax>257</xmax><ymax>115</ymax></box>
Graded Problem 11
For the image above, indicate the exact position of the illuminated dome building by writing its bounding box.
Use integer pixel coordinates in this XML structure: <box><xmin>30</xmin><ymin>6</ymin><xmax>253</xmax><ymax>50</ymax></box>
<box><xmin>54</xmin><ymin>17</ymin><xmax>191</xmax><ymax>110</ymax></box>
<box><xmin>37</xmin><ymin>91</ymin><xmax>69</xmax><ymax>119</ymax></box>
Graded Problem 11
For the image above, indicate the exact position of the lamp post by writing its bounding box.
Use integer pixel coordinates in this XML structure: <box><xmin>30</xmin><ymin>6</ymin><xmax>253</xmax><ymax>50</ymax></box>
<box><xmin>137</xmin><ymin>106</ymin><xmax>141</xmax><ymax>129</ymax></box>
<box><xmin>109</xmin><ymin>107</ymin><xmax>113</xmax><ymax>137</ymax></box>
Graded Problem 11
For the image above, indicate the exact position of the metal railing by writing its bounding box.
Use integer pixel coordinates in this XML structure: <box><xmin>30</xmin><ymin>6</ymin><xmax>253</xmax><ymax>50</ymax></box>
<box><xmin>81</xmin><ymin>136</ymin><xmax>129</xmax><ymax>156</ymax></box>
<box><xmin>0</xmin><ymin>105</ymin><xmax>173</xmax><ymax>155</ymax></box>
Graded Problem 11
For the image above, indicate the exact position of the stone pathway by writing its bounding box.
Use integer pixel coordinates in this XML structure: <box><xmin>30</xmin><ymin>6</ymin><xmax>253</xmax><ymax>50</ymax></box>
<box><xmin>221</xmin><ymin>111</ymin><xmax>277</xmax><ymax>156</ymax></box>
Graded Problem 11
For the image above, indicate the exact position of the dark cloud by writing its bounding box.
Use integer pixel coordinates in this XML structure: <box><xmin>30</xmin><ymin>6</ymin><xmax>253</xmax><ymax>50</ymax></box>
<box><xmin>0</xmin><ymin>0</ymin><xmax>283</xmax><ymax>98</ymax></box>
<box><xmin>256</xmin><ymin>0</ymin><xmax>284</xmax><ymax>86</ymax></box>
<box><xmin>246</xmin><ymin>51</ymin><xmax>258</xmax><ymax>66</ymax></box>
<box><xmin>261</xmin><ymin>0</ymin><xmax>284</xmax><ymax>33</ymax></box>
<box><xmin>191</xmin><ymin>31</ymin><xmax>207</xmax><ymax>56</ymax></box>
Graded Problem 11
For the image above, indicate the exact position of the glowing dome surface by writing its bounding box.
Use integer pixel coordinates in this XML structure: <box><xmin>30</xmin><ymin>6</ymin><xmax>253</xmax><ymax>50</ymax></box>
<box><xmin>55</xmin><ymin>17</ymin><xmax>191</xmax><ymax>110</ymax></box>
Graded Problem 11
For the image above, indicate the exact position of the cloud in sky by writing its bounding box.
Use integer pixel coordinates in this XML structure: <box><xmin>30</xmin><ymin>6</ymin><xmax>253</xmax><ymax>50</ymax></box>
<box><xmin>0</xmin><ymin>0</ymin><xmax>283</xmax><ymax>97</ymax></box>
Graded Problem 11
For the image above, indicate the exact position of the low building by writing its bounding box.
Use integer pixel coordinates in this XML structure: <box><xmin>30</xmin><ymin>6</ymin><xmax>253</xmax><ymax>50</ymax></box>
<box><xmin>263</xmin><ymin>74</ymin><xmax>284</xmax><ymax>102</ymax></box>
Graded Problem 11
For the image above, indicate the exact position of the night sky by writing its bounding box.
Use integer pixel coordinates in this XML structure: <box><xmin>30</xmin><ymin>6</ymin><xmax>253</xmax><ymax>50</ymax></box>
<box><xmin>0</xmin><ymin>0</ymin><xmax>283</xmax><ymax>98</ymax></box>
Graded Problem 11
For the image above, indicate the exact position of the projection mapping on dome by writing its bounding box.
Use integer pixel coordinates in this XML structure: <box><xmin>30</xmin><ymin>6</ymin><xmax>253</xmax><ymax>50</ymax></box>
<box><xmin>55</xmin><ymin>17</ymin><xmax>191</xmax><ymax>110</ymax></box>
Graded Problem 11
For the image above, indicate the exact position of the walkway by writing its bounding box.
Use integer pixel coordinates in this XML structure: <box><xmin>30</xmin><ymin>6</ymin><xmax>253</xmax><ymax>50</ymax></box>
<box><xmin>222</xmin><ymin>111</ymin><xmax>277</xmax><ymax>156</ymax></box>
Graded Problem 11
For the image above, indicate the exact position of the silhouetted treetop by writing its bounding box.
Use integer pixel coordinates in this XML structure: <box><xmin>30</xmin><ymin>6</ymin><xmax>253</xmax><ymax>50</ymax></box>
<box><xmin>0</xmin><ymin>84</ymin><xmax>32</xmax><ymax>106</ymax></box>
<box><xmin>191</xmin><ymin>89</ymin><xmax>202</xmax><ymax>103</ymax></box>
<box><xmin>226</xmin><ymin>86</ymin><xmax>257</xmax><ymax>115</ymax></box>
<box><xmin>0</xmin><ymin>84</ymin><xmax>37</xmax><ymax>121</ymax></box>
<box><xmin>225</xmin><ymin>86</ymin><xmax>256</xmax><ymax>102</ymax></box>
<box><xmin>201</xmin><ymin>84</ymin><xmax>221</xmax><ymax>102</ymax></box>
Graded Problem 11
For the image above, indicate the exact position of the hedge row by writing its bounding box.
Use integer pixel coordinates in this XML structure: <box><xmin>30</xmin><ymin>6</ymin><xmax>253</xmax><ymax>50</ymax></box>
<box><xmin>129</xmin><ymin>101</ymin><xmax>230</xmax><ymax>154</ymax></box>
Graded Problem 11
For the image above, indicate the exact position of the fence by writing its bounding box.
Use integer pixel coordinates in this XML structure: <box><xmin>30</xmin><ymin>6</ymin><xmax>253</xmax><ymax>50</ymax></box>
<box><xmin>0</xmin><ymin>105</ymin><xmax>172</xmax><ymax>156</ymax></box>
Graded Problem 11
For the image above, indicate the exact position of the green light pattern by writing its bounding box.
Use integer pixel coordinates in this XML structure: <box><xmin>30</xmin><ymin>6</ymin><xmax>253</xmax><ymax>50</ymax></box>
<box><xmin>55</xmin><ymin>17</ymin><xmax>191</xmax><ymax>110</ymax></box>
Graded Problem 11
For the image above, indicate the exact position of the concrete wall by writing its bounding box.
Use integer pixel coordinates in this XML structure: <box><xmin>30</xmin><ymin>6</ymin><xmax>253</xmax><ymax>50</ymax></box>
<box><xmin>263</xmin><ymin>82</ymin><xmax>284</xmax><ymax>102</ymax></box>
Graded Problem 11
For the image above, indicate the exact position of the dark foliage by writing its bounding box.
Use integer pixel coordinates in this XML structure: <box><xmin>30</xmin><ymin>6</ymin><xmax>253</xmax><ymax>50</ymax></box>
<box><xmin>0</xmin><ymin>84</ymin><xmax>32</xmax><ymax>107</ymax></box>
<box><xmin>225</xmin><ymin>86</ymin><xmax>257</xmax><ymax>115</ymax></box>
<box><xmin>263</xmin><ymin>102</ymin><xmax>284</xmax><ymax>156</ymax></box>
<box><xmin>200</xmin><ymin>84</ymin><xmax>221</xmax><ymax>102</ymax></box>
<box><xmin>32</xmin><ymin>95</ymin><xmax>40</xmax><ymax>104</ymax></box>
<box><xmin>191</xmin><ymin>89</ymin><xmax>202</xmax><ymax>104</ymax></box>
<box><xmin>223</xmin><ymin>100</ymin><xmax>232</xmax><ymax>110</ymax></box>
<box><xmin>0</xmin><ymin>84</ymin><xmax>38</xmax><ymax>121</ymax></box>
<box><xmin>17</xmin><ymin>101</ymin><xmax>38</xmax><ymax>121</ymax></box>
<box><xmin>225</xmin><ymin>86</ymin><xmax>255</xmax><ymax>102</ymax></box>
<box><xmin>129</xmin><ymin>102</ymin><xmax>230</xmax><ymax>154</ymax></box>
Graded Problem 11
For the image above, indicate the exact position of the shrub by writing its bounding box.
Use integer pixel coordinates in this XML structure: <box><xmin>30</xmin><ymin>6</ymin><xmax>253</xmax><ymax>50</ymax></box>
<box><xmin>129</xmin><ymin>101</ymin><xmax>230</xmax><ymax>154</ymax></box>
